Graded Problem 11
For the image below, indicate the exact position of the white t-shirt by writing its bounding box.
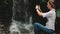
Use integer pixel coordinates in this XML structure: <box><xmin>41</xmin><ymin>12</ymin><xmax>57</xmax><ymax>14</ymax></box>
<box><xmin>42</xmin><ymin>9</ymin><xmax>56</xmax><ymax>30</ymax></box>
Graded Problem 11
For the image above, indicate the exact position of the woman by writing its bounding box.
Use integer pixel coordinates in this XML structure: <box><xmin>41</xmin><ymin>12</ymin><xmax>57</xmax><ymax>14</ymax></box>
<box><xmin>34</xmin><ymin>1</ymin><xmax>56</xmax><ymax>34</ymax></box>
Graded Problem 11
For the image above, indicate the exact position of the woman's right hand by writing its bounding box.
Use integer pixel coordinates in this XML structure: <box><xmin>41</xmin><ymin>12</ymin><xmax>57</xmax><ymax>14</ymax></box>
<box><xmin>35</xmin><ymin>5</ymin><xmax>42</xmax><ymax>12</ymax></box>
<box><xmin>35</xmin><ymin>5</ymin><xmax>39</xmax><ymax>10</ymax></box>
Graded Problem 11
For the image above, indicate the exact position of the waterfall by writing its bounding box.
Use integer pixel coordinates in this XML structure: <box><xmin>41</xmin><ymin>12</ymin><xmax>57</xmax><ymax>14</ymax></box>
<box><xmin>10</xmin><ymin>0</ymin><xmax>33</xmax><ymax>34</ymax></box>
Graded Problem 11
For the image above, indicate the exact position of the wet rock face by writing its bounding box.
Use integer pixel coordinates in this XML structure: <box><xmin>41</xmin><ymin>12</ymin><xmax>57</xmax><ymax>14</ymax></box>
<box><xmin>0</xmin><ymin>0</ymin><xmax>12</xmax><ymax>27</ymax></box>
<box><xmin>13</xmin><ymin>0</ymin><xmax>31</xmax><ymax>22</ymax></box>
<box><xmin>0</xmin><ymin>0</ymin><xmax>12</xmax><ymax>34</ymax></box>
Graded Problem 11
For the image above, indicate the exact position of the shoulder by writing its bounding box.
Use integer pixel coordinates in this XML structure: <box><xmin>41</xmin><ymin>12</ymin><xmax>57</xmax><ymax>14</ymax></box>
<box><xmin>50</xmin><ymin>9</ymin><xmax>55</xmax><ymax>12</ymax></box>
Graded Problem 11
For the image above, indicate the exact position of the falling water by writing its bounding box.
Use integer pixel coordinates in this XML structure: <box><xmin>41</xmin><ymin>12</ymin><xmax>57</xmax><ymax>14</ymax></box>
<box><xmin>10</xmin><ymin>0</ymin><xmax>34</xmax><ymax>34</ymax></box>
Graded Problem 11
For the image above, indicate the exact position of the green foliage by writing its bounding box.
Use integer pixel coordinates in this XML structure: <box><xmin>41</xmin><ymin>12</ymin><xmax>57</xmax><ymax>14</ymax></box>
<box><xmin>57</xmin><ymin>9</ymin><xmax>60</xmax><ymax>17</ymax></box>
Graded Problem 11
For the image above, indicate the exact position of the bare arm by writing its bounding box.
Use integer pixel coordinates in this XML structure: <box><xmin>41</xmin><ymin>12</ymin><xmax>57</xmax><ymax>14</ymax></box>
<box><xmin>36</xmin><ymin>9</ymin><xmax>43</xmax><ymax>16</ymax></box>
<box><xmin>35</xmin><ymin>5</ymin><xmax>43</xmax><ymax>16</ymax></box>
<box><xmin>35</xmin><ymin>5</ymin><xmax>55</xmax><ymax>18</ymax></box>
